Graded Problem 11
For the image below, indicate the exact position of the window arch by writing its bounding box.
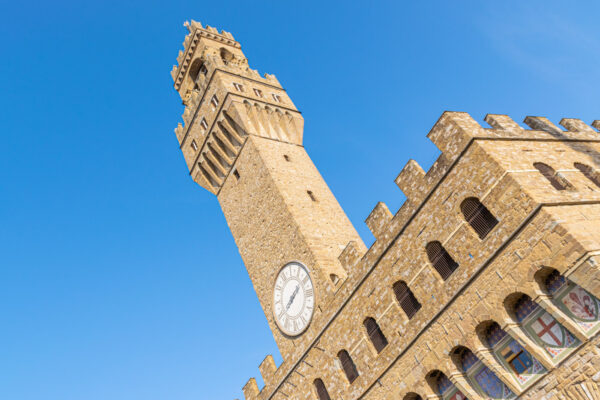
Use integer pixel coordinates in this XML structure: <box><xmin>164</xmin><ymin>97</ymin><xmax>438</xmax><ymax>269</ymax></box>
<box><xmin>451</xmin><ymin>346</ymin><xmax>515</xmax><ymax>399</ymax></box>
<box><xmin>337</xmin><ymin>350</ymin><xmax>359</xmax><ymax>383</ymax></box>
<box><xmin>403</xmin><ymin>393</ymin><xmax>422</xmax><ymax>400</ymax></box>
<box><xmin>533</xmin><ymin>162</ymin><xmax>573</xmax><ymax>190</ymax></box>
<box><xmin>461</xmin><ymin>197</ymin><xmax>498</xmax><ymax>239</ymax></box>
<box><xmin>508</xmin><ymin>293</ymin><xmax>580</xmax><ymax>361</ymax></box>
<box><xmin>220</xmin><ymin>47</ymin><xmax>234</xmax><ymax>65</ymax></box>
<box><xmin>426</xmin><ymin>241</ymin><xmax>458</xmax><ymax>280</ymax></box>
<box><xmin>363</xmin><ymin>317</ymin><xmax>388</xmax><ymax>353</ymax></box>
<box><xmin>393</xmin><ymin>281</ymin><xmax>421</xmax><ymax>318</ymax></box>
<box><xmin>540</xmin><ymin>268</ymin><xmax>600</xmax><ymax>336</ymax></box>
<box><xmin>480</xmin><ymin>321</ymin><xmax>546</xmax><ymax>387</ymax></box>
<box><xmin>426</xmin><ymin>370</ymin><xmax>466</xmax><ymax>399</ymax></box>
<box><xmin>188</xmin><ymin>58</ymin><xmax>205</xmax><ymax>83</ymax></box>
<box><xmin>574</xmin><ymin>162</ymin><xmax>600</xmax><ymax>188</ymax></box>
<box><xmin>313</xmin><ymin>379</ymin><xmax>330</xmax><ymax>400</ymax></box>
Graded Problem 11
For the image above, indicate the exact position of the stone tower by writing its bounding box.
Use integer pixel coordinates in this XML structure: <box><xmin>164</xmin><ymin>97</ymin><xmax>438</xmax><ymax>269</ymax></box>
<box><xmin>171</xmin><ymin>21</ymin><xmax>600</xmax><ymax>400</ymax></box>
<box><xmin>170</xmin><ymin>21</ymin><xmax>364</xmax><ymax>356</ymax></box>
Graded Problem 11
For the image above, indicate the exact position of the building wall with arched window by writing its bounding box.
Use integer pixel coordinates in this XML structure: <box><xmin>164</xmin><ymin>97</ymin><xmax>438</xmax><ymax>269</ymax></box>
<box><xmin>170</xmin><ymin>37</ymin><xmax>600</xmax><ymax>400</ymax></box>
<box><xmin>228</xmin><ymin>112</ymin><xmax>600</xmax><ymax>400</ymax></box>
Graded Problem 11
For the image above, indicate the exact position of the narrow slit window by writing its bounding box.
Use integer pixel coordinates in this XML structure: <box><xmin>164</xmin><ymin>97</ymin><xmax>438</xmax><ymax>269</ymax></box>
<box><xmin>210</xmin><ymin>95</ymin><xmax>219</xmax><ymax>109</ymax></box>
<box><xmin>461</xmin><ymin>197</ymin><xmax>498</xmax><ymax>239</ymax></box>
<box><xmin>363</xmin><ymin>317</ymin><xmax>388</xmax><ymax>353</ymax></box>
<box><xmin>233</xmin><ymin>169</ymin><xmax>240</xmax><ymax>180</ymax></box>
<box><xmin>283</xmin><ymin>154</ymin><xmax>290</xmax><ymax>162</ymax></box>
<box><xmin>200</xmin><ymin>118</ymin><xmax>208</xmax><ymax>130</ymax></box>
<box><xmin>426</xmin><ymin>241</ymin><xmax>458</xmax><ymax>280</ymax></box>
<box><xmin>307</xmin><ymin>190</ymin><xmax>317</xmax><ymax>202</ymax></box>
<box><xmin>254</xmin><ymin>88</ymin><xmax>263</xmax><ymax>97</ymax></box>
<box><xmin>191</xmin><ymin>139</ymin><xmax>198</xmax><ymax>151</ymax></box>
<box><xmin>338</xmin><ymin>350</ymin><xmax>359</xmax><ymax>383</ymax></box>
<box><xmin>574</xmin><ymin>162</ymin><xmax>600</xmax><ymax>188</ymax></box>
<box><xmin>393</xmin><ymin>281</ymin><xmax>421</xmax><ymax>319</ymax></box>
<box><xmin>533</xmin><ymin>162</ymin><xmax>573</xmax><ymax>190</ymax></box>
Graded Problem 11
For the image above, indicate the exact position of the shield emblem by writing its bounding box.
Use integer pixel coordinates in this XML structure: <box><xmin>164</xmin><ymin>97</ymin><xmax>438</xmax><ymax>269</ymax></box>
<box><xmin>562</xmin><ymin>286</ymin><xmax>597</xmax><ymax>321</ymax></box>
<box><xmin>531</xmin><ymin>312</ymin><xmax>563</xmax><ymax>347</ymax></box>
<box><xmin>449</xmin><ymin>392</ymin><xmax>466</xmax><ymax>400</ymax></box>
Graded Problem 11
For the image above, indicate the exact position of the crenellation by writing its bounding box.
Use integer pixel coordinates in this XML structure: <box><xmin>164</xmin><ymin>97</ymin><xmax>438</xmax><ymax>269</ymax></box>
<box><xmin>365</xmin><ymin>202</ymin><xmax>393</xmax><ymax>241</ymax></box>
<box><xmin>426</xmin><ymin>111</ymin><xmax>485</xmax><ymax>166</ymax></box>
<box><xmin>559</xmin><ymin>117</ymin><xmax>597</xmax><ymax>133</ymax></box>
<box><xmin>395</xmin><ymin>159</ymin><xmax>428</xmax><ymax>203</ymax></box>
<box><xmin>259</xmin><ymin>355</ymin><xmax>278</xmax><ymax>389</ymax></box>
<box><xmin>592</xmin><ymin>120</ymin><xmax>600</xmax><ymax>131</ymax></box>
<box><xmin>523</xmin><ymin>115</ymin><xmax>566</xmax><ymax>136</ymax></box>
<box><xmin>243</xmin><ymin>378</ymin><xmax>260</xmax><ymax>400</ymax></box>
<box><xmin>484</xmin><ymin>114</ymin><xmax>523</xmax><ymax>132</ymax></box>
<box><xmin>338</xmin><ymin>241</ymin><xmax>367</xmax><ymax>272</ymax></box>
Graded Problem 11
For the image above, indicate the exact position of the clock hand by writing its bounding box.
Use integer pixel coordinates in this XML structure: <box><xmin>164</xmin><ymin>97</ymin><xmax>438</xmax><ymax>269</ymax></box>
<box><xmin>286</xmin><ymin>285</ymin><xmax>300</xmax><ymax>310</ymax></box>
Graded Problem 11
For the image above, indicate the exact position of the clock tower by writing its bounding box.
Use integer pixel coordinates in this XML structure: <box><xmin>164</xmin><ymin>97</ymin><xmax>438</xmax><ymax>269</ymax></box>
<box><xmin>171</xmin><ymin>21</ymin><xmax>364</xmax><ymax>357</ymax></box>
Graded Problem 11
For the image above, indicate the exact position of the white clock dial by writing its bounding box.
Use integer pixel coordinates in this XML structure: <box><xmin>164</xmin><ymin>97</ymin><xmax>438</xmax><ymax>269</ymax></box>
<box><xmin>273</xmin><ymin>262</ymin><xmax>315</xmax><ymax>336</ymax></box>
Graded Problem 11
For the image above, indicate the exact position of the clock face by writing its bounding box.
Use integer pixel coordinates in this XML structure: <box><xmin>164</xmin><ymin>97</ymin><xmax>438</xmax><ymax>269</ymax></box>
<box><xmin>273</xmin><ymin>262</ymin><xmax>315</xmax><ymax>336</ymax></box>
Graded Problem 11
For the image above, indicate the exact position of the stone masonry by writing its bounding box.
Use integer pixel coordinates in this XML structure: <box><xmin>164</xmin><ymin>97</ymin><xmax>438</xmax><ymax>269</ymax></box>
<box><xmin>170</xmin><ymin>21</ymin><xmax>600</xmax><ymax>400</ymax></box>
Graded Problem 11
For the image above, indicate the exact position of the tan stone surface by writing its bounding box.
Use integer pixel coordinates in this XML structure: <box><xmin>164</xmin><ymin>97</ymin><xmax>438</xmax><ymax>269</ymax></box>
<box><xmin>170</xmin><ymin>20</ymin><xmax>600</xmax><ymax>400</ymax></box>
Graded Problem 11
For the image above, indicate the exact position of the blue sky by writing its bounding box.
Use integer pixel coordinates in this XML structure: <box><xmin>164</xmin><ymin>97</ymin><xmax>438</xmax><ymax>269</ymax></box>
<box><xmin>0</xmin><ymin>1</ymin><xmax>598</xmax><ymax>399</ymax></box>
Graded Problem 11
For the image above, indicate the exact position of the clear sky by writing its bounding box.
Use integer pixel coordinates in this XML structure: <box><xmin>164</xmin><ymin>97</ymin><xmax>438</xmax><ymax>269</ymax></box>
<box><xmin>1</xmin><ymin>1</ymin><xmax>598</xmax><ymax>399</ymax></box>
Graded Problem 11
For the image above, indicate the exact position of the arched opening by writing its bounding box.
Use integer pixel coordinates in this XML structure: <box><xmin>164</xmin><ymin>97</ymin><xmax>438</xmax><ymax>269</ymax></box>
<box><xmin>426</xmin><ymin>241</ymin><xmax>458</xmax><ymax>280</ymax></box>
<box><xmin>507</xmin><ymin>293</ymin><xmax>579</xmax><ymax>361</ymax></box>
<box><xmin>337</xmin><ymin>350</ymin><xmax>359</xmax><ymax>383</ymax></box>
<box><xmin>329</xmin><ymin>274</ymin><xmax>339</xmax><ymax>284</ymax></box>
<box><xmin>533</xmin><ymin>162</ymin><xmax>573</xmax><ymax>190</ymax></box>
<box><xmin>393</xmin><ymin>281</ymin><xmax>421</xmax><ymax>318</ymax></box>
<box><xmin>220</xmin><ymin>47</ymin><xmax>234</xmax><ymax>65</ymax></box>
<box><xmin>460</xmin><ymin>197</ymin><xmax>498</xmax><ymax>239</ymax></box>
<box><xmin>403</xmin><ymin>393</ymin><xmax>422</xmax><ymax>400</ymax></box>
<box><xmin>188</xmin><ymin>58</ymin><xmax>206</xmax><ymax>83</ymax></box>
<box><xmin>363</xmin><ymin>317</ymin><xmax>388</xmax><ymax>353</ymax></box>
<box><xmin>313</xmin><ymin>378</ymin><xmax>330</xmax><ymax>400</ymax></box>
<box><xmin>478</xmin><ymin>321</ymin><xmax>546</xmax><ymax>384</ymax></box>
<box><xmin>425</xmin><ymin>370</ymin><xmax>467</xmax><ymax>399</ymax></box>
<box><xmin>574</xmin><ymin>162</ymin><xmax>600</xmax><ymax>188</ymax></box>
<box><xmin>538</xmin><ymin>267</ymin><xmax>600</xmax><ymax>336</ymax></box>
<box><xmin>451</xmin><ymin>346</ymin><xmax>515</xmax><ymax>399</ymax></box>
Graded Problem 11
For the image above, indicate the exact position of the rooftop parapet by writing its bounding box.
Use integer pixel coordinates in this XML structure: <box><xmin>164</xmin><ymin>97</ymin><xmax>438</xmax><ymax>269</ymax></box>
<box><xmin>363</xmin><ymin>112</ymin><xmax>600</xmax><ymax>256</ymax></box>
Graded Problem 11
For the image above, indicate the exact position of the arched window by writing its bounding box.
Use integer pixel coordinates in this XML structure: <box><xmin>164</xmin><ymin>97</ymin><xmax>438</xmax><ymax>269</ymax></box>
<box><xmin>313</xmin><ymin>379</ymin><xmax>330</xmax><ymax>400</ymax></box>
<box><xmin>510</xmin><ymin>294</ymin><xmax>580</xmax><ymax>361</ymax></box>
<box><xmin>452</xmin><ymin>346</ymin><xmax>515</xmax><ymax>398</ymax></box>
<box><xmin>188</xmin><ymin>58</ymin><xmax>205</xmax><ymax>83</ymax></box>
<box><xmin>403</xmin><ymin>394</ymin><xmax>422</xmax><ymax>400</ymax></box>
<box><xmin>574</xmin><ymin>162</ymin><xmax>600</xmax><ymax>188</ymax></box>
<box><xmin>426</xmin><ymin>370</ymin><xmax>466</xmax><ymax>399</ymax></box>
<box><xmin>543</xmin><ymin>269</ymin><xmax>600</xmax><ymax>335</ymax></box>
<box><xmin>461</xmin><ymin>197</ymin><xmax>498</xmax><ymax>239</ymax></box>
<box><xmin>426</xmin><ymin>241</ymin><xmax>458</xmax><ymax>280</ymax></box>
<box><xmin>220</xmin><ymin>47</ymin><xmax>234</xmax><ymax>65</ymax></box>
<box><xmin>337</xmin><ymin>350</ymin><xmax>359</xmax><ymax>383</ymax></box>
<box><xmin>482</xmin><ymin>321</ymin><xmax>546</xmax><ymax>385</ymax></box>
<box><xmin>363</xmin><ymin>317</ymin><xmax>388</xmax><ymax>353</ymax></box>
<box><xmin>533</xmin><ymin>162</ymin><xmax>573</xmax><ymax>190</ymax></box>
<box><xmin>393</xmin><ymin>281</ymin><xmax>421</xmax><ymax>318</ymax></box>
